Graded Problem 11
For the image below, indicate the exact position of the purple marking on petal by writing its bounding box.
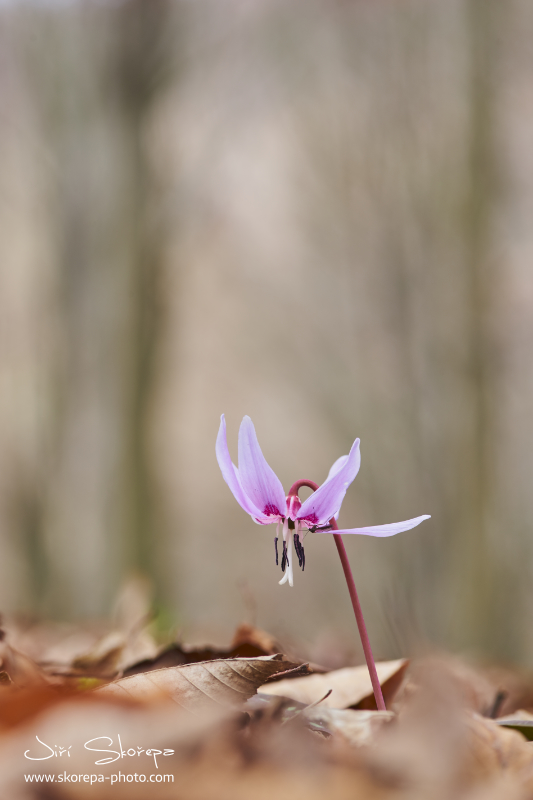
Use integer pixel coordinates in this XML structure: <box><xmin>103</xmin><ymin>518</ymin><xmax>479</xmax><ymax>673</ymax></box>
<box><xmin>317</xmin><ymin>515</ymin><xmax>431</xmax><ymax>537</ymax></box>
<box><xmin>264</xmin><ymin>503</ymin><xmax>282</xmax><ymax>516</ymax></box>
<box><xmin>216</xmin><ymin>415</ymin><xmax>271</xmax><ymax>522</ymax></box>
<box><xmin>237</xmin><ymin>416</ymin><xmax>287</xmax><ymax>519</ymax></box>
<box><xmin>297</xmin><ymin>438</ymin><xmax>361</xmax><ymax>526</ymax></box>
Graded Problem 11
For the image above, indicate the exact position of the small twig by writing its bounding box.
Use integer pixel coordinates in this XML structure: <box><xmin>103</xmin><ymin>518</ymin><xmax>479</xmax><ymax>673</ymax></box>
<box><xmin>281</xmin><ymin>689</ymin><xmax>333</xmax><ymax>725</ymax></box>
<box><xmin>487</xmin><ymin>689</ymin><xmax>508</xmax><ymax>719</ymax></box>
<box><xmin>304</xmin><ymin>688</ymin><xmax>333</xmax><ymax>710</ymax></box>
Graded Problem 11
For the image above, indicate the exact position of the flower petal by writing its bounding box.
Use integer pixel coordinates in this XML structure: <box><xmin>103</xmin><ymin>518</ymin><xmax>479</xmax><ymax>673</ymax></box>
<box><xmin>216</xmin><ymin>415</ymin><xmax>268</xmax><ymax>520</ymax></box>
<box><xmin>237</xmin><ymin>416</ymin><xmax>287</xmax><ymax>519</ymax></box>
<box><xmin>318</xmin><ymin>515</ymin><xmax>431</xmax><ymax>537</ymax></box>
<box><xmin>297</xmin><ymin>438</ymin><xmax>361</xmax><ymax>525</ymax></box>
<box><xmin>234</xmin><ymin>465</ymin><xmax>276</xmax><ymax>525</ymax></box>
<box><xmin>327</xmin><ymin>457</ymin><xmax>349</xmax><ymax>520</ymax></box>
<box><xmin>326</xmin><ymin>455</ymin><xmax>349</xmax><ymax>481</ymax></box>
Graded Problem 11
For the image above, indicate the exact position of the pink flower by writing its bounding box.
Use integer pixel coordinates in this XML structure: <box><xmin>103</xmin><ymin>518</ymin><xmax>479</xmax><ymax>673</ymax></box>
<box><xmin>216</xmin><ymin>415</ymin><xmax>430</xmax><ymax>586</ymax></box>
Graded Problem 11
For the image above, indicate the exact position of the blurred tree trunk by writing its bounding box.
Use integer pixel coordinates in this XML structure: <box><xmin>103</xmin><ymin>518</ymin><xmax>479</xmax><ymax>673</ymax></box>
<box><xmin>13</xmin><ymin>0</ymin><xmax>178</xmax><ymax>617</ymax></box>
<box><xmin>110</xmin><ymin>0</ymin><xmax>177</xmax><ymax>596</ymax></box>
<box><xmin>452</xmin><ymin>0</ymin><xmax>504</xmax><ymax>655</ymax></box>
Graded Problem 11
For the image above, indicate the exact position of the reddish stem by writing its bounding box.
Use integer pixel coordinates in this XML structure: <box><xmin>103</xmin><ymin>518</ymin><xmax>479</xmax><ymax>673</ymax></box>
<box><xmin>288</xmin><ymin>479</ymin><xmax>386</xmax><ymax>711</ymax></box>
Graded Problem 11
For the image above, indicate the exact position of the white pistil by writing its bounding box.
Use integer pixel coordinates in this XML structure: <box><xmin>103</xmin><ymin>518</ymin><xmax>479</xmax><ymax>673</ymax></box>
<box><xmin>279</xmin><ymin>518</ymin><xmax>294</xmax><ymax>586</ymax></box>
<box><xmin>279</xmin><ymin>517</ymin><xmax>292</xmax><ymax>586</ymax></box>
<box><xmin>287</xmin><ymin>531</ymin><xmax>294</xmax><ymax>586</ymax></box>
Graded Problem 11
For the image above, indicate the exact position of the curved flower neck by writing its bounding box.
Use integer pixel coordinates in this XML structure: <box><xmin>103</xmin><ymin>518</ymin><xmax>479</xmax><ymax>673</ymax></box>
<box><xmin>288</xmin><ymin>479</ymin><xmax>319</xmax><ymax>496</ymax></box>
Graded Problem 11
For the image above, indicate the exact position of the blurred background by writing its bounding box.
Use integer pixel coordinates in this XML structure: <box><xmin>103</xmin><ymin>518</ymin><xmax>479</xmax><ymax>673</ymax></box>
<box><xmin>0</xmin><ymin>0</ymin><xmax>532</xmax><ymax>666</ymax></box>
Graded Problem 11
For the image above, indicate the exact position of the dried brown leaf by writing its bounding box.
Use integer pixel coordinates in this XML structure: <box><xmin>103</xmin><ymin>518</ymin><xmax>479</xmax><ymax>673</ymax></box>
<box><xmin>98</xmin><ymin>655</ymin><xmax>307</xmax><ymax>711</ymax></box>
<box><xmin>259</xmin><ymin>659</ymin><xmax>407</xmax><ymax>710</ymax></box>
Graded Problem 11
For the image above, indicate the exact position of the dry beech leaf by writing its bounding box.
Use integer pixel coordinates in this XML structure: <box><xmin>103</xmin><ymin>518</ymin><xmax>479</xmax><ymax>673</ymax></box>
<box><xmin>97</xmin><ymin>655</ymin><xmax>307</xmax><ymax>711</ymax></box>
<box><xmin>259</xmin><ymin>659</ymin><xmax>407</xmax><ymax>709</ymax></box>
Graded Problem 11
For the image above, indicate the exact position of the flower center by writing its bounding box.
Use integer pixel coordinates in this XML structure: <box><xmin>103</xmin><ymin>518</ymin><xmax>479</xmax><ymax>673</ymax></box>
<box><xmin>286</xmin><ymin>494</ymin><xmax>301</xmax><ymax>518</ymax></box>
<box><xmin>275</xmin><ymin>519</ymin><xmax>305</xmax><ymax>578</ymax></box>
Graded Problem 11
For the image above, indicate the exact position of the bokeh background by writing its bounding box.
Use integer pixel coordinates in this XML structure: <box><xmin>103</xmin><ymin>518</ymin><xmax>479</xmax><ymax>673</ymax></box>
<box><xmin>0</xmin><ymin>0</ymin><xmax>532</xmax><ymax>666</ymax></box>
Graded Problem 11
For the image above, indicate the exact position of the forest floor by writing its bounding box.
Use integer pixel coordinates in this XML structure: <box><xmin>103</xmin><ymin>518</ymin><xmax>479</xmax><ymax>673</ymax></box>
<box><xmin>2</xmin><ymin>587</ymin><xmax>533</xmax><ymax>799</ymax></box>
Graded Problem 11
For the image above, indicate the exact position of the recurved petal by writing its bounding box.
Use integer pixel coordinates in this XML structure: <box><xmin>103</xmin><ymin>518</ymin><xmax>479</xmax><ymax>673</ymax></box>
<box><xmin>237</xmin><ymin>416</ymin><xmax>287</xmax><ymax>519</ymax></box>
<box><xmin>216</xmin><ymin>415</ymin><xmax>267</xmax><ymax>519</ymax></box>
<box><xmin>297</xmin><ymin>438</ymin><xmax>361</xmax><ymax>525</ymax></box>
<box><xmin>319</xmin><ymin>515</ymin><xmax>431</xmax><ymax>537</ymax></box>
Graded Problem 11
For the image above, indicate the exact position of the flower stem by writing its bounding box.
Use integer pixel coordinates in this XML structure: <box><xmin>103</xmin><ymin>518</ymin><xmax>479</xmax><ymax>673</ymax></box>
<box><xmin>329</xmin><ymin>519</ymin><xmax>386</xmax><ymax>710</ymax></box>
<box><xmin>287</xmin><ymin>479</ymin><xmax>386</xmax><ymax>711</ymax></box>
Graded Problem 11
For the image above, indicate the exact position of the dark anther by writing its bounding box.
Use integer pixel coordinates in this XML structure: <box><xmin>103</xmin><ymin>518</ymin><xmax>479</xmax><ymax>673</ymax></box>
<box><xmin>274</xmin><ymin>536</ymin><xmax>279</xmax><ymax>566</ymax></box>
<box><xmin>294</xmin><ymin>534</ymin><xmax>303</xmax><ymax>568</ymax></box>
<box><xmin>294</xmin><ymin>534</ymin><xmax>306</xmax><ymax>571</ymax></box>
<box><xmin>281</xmin><ymin>540</ymin><xmax>287</xmax><ymax>572</ymax></box>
